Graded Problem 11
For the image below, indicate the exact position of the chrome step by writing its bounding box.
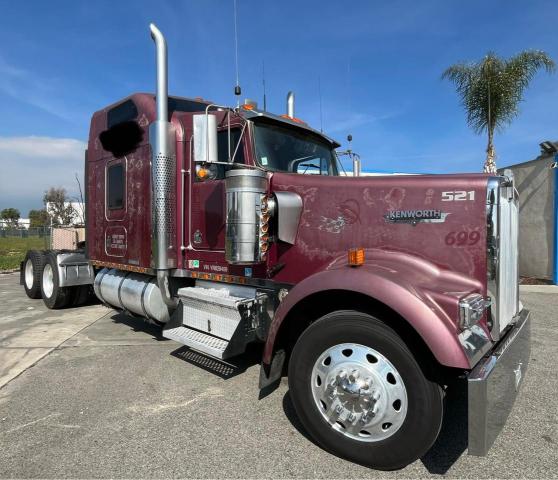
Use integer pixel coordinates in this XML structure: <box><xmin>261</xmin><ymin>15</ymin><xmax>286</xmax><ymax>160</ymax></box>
<box><xmin>163</xmin><ymin>326</ymin><xmax>231</xmax><ymax>359</ymax></box>
<box><xmin>165</xmin><ymin>282</ymin><xmax>269</xmax><ymax>360</ymax></box>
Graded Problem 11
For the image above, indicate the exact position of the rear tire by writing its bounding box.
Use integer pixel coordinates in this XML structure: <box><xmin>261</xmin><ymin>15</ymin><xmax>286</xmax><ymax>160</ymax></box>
<box><xmin>288</xmin><ymin>310</ymin><xmax>443</xmax><ymax>470</ymax></box>
<box><xmin>23</xmin><ymin>250</ymin><xmax>45</xmax><ymax>299</ymax></box>
<box><xmin>41</xmin><ymin>251</ymin><xmax>72</xmax><ymax>309</ymax></box>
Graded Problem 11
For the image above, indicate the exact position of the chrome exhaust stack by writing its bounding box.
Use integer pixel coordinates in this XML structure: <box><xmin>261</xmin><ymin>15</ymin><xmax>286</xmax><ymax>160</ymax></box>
<box><xmin>286</xmin><ymin>91</ymin><xmax>295</xmax><ymax>118</ymax></box>
<box><xmin>149</xmin><ymin>23</ymin><xmax>177</xmax><ymax>308</ymax></box>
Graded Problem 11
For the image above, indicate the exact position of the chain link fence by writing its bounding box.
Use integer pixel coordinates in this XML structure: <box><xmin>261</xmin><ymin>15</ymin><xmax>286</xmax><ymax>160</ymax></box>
<box><xmin>0</xmin><ymin>225</ymin><xmax>85</xmax><ymax>271</ymax></box>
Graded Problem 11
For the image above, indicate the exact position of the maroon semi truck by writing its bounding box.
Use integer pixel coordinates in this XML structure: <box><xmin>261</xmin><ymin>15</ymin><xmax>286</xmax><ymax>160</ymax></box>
<box><xmin>21</xmin><ymin>24</ymin><xmax>530</xmax><ymax>470</ymax></box>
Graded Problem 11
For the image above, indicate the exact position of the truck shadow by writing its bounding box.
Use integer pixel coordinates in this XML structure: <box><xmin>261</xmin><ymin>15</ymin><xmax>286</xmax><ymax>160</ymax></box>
<box><xmin>110</xmin><ymin>312</ymin><xmax>168</xmax><ymax>341</ymax></box>
<box><xmin>170</xmin><ymin>343</ymin><xmax>263</xmax><ymax>380</ymax></box>
<box><xmin>420</xmin><ymin>378</ymin><xmax>468</xmax><ymax>473</ymax></box>
<box><xmin>109</xmin><ymin>310</ymin><xmax>263</xmax><ymax>379</ymax></box>
<box><xmin>281</xmin><ymin>378</ymin><xmax>468</xmax><ymax>473</ymax></box>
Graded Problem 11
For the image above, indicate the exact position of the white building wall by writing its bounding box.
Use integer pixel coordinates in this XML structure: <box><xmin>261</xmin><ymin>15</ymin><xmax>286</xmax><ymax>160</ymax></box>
<box><xmin>501</xmin><ymin>156</ymin><xmax>556</xmax><ymax>279</ymax></box>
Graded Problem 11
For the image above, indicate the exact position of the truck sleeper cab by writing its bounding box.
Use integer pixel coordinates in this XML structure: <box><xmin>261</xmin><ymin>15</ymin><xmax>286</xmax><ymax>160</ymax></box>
<box><xmin>22</xmin><ymin>23</ymin><xmax>531</xmax><ymax>471</ymax></box>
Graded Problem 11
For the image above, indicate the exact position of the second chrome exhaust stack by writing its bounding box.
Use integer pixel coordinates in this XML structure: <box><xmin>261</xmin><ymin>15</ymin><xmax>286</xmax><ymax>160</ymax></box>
<box><xmin>286</xmin><ymin>91</ymin><xmax>295</xmax><ymax>118</ymax></box>
<box><xmin>149</xmin><ymin>23</ymin><xmax>177</xmax><ymax>308</ymax></box>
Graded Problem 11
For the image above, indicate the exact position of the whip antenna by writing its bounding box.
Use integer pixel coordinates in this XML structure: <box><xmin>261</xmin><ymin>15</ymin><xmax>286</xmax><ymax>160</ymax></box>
<box><xmin>346</xmin><ymin>58</ymin><xmax>352</xmax><ymax>141</ymax></box>
<box><xmin>318</xmin><ymin>76</ymin><xmax>323</xmax><ymax>133</ymax></box>
<box><xmin>262</xmin><ymin>60</ymin><xmax>267</xmax><ymax>111</ymax></box>
<box><xmin>233</xmin><ymin>0</ymin><xmax>241</xmax><ymax>105</ymax></box>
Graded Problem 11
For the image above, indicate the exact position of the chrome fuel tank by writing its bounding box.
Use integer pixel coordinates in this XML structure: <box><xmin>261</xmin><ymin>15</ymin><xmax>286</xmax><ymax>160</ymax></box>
<box><xmin>94</xmin><ymin>268</ymin><xmax>170</xmax><ymax>323</ymax></box>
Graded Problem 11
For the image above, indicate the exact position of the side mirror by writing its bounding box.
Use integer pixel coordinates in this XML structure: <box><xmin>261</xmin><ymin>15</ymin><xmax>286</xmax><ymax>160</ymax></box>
<box><xmin>193</xmin><ymin>113</ymin><xmax>218</xmax><ymax>163</ymax></box>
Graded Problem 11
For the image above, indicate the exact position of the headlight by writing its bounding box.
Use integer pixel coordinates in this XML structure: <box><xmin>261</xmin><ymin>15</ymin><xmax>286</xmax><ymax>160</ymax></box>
<box><xmin>459</xmin><ymin>293</ymin><xmax>491</xmax><ymax>330</ymax></box>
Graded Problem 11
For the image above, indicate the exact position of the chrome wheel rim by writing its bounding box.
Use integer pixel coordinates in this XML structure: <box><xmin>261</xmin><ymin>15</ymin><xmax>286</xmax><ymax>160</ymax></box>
<box><xmin>24</xmin><ymin>259</ymin><xmax>34</xmax><ymax>289</ymax></box>
<box><xmin>42</xmin><ymin>264</ymin><xmax>54</xmax><ymax>298</ymax></box>
<box><xmin>311</xmin><ymin>343</ymin><xmax>408</xmax><ymax>442</ymax></box>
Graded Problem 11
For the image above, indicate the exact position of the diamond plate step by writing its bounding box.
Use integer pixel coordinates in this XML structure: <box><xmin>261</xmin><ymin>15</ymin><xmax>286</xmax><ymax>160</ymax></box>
<box><xmin>163</xmin><ymin>326</ymin><xmax>231</xmax><ymax>359</ymax></box>
<box><xmin>177</xmin><ymin>286</ymin><xmax>247</xmax><ymax>341</ymax></box>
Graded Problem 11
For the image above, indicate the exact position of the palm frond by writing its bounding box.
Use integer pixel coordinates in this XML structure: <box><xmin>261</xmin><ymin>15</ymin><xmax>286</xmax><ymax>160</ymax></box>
<box><xmin>443</xmin><ymin>50</ymin><xmax>555</xmax><ymax>136</ymax></box>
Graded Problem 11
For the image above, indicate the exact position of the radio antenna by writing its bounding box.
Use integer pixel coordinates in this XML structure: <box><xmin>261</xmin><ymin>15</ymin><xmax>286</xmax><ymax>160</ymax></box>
<box><xmin>233</xmin><ymin>0</ymin><xmax>241</xmax><ymax>105</ymax></box>
<box><xmin>262</xmin><ymin>60</ymin><xmax>267</xmax><ymax>111</ymax></box>
<box><xmin>346</xmin><ymin>58</ymin><xmax>353</xmax><ymax>166</ymax></box>
<box><xmin>318</xmin><ymin>76</ymin><xmax>323</xmax><ymax>133</ymax></box>
<box><xmin>347</xmin><ymin>57</ymin><xmax>351</xmax><ymax>114</ymax></box>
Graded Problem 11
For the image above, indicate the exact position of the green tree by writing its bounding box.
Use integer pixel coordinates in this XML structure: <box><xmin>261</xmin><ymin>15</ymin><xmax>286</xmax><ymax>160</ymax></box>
<box><xmin>29</xmin><ymin>209</ymin><xmax>50</xmax><ymax>228</ymax></box>
<box><xmin>1</xmin><ymin>208</ymin><xmax>21</xmax><ymax>228</ymax></box>
<box><xmin>43</xmin><ymin>187</ymin><xmax>75</xmax><ymax>226</ymax></box>
<box><xmin>442</xmin><ymin>51</ymin><xmax>555</xmax><ymax>173</ymax></box>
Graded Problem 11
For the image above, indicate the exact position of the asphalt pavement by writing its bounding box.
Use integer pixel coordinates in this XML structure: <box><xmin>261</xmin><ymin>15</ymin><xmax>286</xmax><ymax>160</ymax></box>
<box><xmin>0</xmin><ymin>272</ymin><xmax>557</xmax><ymax>478</ymax></box>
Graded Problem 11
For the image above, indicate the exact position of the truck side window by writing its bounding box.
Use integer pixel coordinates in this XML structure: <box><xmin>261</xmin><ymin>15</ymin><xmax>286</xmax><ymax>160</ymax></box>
<box><xmin>107</xmin><ymin>164</ymin><xmax>125</xmax><ymax>209</ymax></box>
<box><xmin>195</xmin><ymin>129</ymin><xmax>244</xmax><ymax>181</ymax></box>
<box><xmin>218</xmin><ymin>129</ymin><xmax>245</xmax><ymax>164</ymax></box>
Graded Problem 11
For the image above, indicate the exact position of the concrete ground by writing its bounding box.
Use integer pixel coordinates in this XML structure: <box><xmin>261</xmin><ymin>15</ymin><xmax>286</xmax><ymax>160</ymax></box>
<box><xmin>0</xmin><ymin>272</ymin><xmax>556</xmax><ymax>478</ymax></box>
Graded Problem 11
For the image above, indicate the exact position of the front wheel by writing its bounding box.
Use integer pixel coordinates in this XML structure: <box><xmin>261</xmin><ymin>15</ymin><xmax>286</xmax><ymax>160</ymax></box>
<box><xmin>288</xmin><ymin>311</ymin><xmax>443</xmax><ymax>470</ymax></box>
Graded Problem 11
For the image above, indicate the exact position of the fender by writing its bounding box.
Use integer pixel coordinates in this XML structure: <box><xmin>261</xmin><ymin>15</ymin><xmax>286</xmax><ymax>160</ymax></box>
<box><xmin>263</xmin><ymin>249</ymin><xmax>489</xmax><ymax>371</ymax></box>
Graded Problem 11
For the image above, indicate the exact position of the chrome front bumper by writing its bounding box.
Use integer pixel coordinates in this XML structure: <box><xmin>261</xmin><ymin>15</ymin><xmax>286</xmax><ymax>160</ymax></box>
<box><xmin>467</xmin><ymin>308</ymin><xmax>531</xmax><ymax>456</ymax></box>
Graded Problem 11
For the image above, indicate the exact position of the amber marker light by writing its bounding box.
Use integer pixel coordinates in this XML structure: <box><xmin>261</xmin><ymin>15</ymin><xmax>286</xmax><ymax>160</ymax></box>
<box><xmin>196</xmin><ymin>167</ymin><xmax>208</xmax><ymax>179</ymax></box>
<box><xmin>242</xmin><ymin>104</ymin><xmax>255</xmax><ymax>110</ymax></box>
<box><xmin>348</xmin><ymin>248</ymin><xmax>365</xmax><ymax>267</ymax></box>
<box><xmin>280</xmin><ymin>114</ymin><xmax>306</xmax><ymax>124</ymax></box>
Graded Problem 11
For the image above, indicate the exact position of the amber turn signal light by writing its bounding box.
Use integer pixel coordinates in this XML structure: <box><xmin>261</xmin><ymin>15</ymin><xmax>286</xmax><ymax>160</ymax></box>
<box><xmin>348</xmin><ymin>248</ymin><xmax>365</xmax><ymax>267</ymax></box>
<box><xmin>196</xmin><ymin>167</ymin><xmax>208</xmax><ymax>179</ymax></box>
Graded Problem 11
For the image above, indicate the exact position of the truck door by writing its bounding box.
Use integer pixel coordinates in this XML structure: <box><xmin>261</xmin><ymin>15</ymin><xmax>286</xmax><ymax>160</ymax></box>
<box><xmin>190</xmin><ymin>129</ymin><xmax>245</xmax><ymax>251</ymax></box>
<box><xmin>104</xmin><ymin>158</ymin><xmax>127</xmax><ymax>258</ymax></box>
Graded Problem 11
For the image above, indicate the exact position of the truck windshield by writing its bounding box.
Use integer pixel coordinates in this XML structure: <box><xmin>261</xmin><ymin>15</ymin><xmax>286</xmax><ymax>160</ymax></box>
<box><xmin>253</xmin><ymin>122</ymin><xmax>338</xmax><ymax>175</ymax></box>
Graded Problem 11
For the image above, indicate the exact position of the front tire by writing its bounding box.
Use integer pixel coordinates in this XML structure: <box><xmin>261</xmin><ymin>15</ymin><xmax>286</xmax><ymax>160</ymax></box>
<box><xmin>41</xmin><ymin>252</ymin><xmax>73</xmax><ymax>309</ymax></box>
<box><xmin>288</xmin><ymin>311</ymin><xmax>443</xmax><ymax>470</ymax></box>
<box><xmin>23</xmin><ymin>250</ymin><xmax>45</xmax><ymax>299</ymax></box>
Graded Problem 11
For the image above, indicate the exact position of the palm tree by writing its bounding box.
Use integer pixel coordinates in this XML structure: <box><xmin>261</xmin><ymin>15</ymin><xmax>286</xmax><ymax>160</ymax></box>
<box><xmin>443</xmin><ymin>51</ymin><xmax>555</xmax><ymax>173</ymax></box>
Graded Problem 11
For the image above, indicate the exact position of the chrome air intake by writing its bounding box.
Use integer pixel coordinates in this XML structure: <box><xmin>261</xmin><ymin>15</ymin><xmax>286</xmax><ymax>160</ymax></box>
<box><xmin>149</xmin><ymin>23</ymin><xmax>177</xmax><ymax>308</ymax></box>
<box><xmin>225</xmin><ymin>169</ymin><xmax>268</xmax><ymax>264</ymax></box>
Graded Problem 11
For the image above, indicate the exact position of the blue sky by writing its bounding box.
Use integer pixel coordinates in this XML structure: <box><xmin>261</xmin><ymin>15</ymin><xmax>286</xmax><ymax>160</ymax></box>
<box><xmin>1</xmin><ymin>0</ymin><xmax>558</xmax><ymax>215</ymax></box>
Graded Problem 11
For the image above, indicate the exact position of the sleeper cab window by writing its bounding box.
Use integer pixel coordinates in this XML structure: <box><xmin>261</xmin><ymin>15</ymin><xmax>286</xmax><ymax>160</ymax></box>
<box><xmin>107</xmin><ymin>163</ymin><xmax>125</xmax><ymax>210</ymax></box>
<box><xmin>100</xmin><ymin>100</ymin><xmax>143</xmax><ymax>158</ymax></box>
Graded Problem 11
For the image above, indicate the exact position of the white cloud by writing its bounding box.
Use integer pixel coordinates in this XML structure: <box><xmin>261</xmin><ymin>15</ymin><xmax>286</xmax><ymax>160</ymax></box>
<box><xmin>0</xmin><ymin>136</ymin><xmax>86</xmax><ymax>214</ymax></box>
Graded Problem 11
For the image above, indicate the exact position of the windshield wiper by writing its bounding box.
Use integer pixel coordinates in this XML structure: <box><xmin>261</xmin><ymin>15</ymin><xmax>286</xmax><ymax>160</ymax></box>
<box><xmin>299</xmin><ymin>163</ymin><xmax>320</xmax><ymax>174</ymax></box>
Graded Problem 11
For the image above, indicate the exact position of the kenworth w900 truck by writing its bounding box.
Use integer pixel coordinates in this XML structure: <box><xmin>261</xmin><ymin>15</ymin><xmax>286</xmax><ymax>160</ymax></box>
<box><xmin>21</xmin><ymin>24</ymin><xmax>530</xmax><ymax>470</ymax></box>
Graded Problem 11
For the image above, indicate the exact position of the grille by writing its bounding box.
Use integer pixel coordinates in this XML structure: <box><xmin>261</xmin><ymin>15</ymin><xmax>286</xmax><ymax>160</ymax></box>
<box><xmin>497</xmin><ymin>189</ymin><xmax>519</xmax><ymax>332</ymax></box>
